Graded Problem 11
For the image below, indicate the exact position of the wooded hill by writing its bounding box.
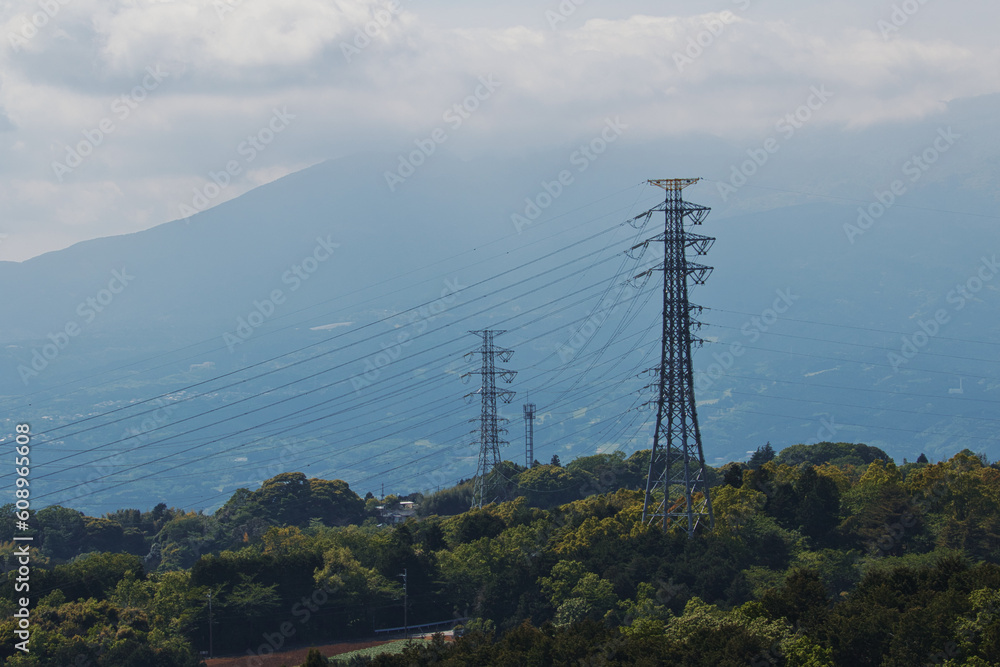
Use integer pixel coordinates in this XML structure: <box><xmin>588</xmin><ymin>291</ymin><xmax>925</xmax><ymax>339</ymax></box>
<box><xmin>2</xmin><ymin>442</ymin><xmax>999</xmax><ymax>666</ymax></box>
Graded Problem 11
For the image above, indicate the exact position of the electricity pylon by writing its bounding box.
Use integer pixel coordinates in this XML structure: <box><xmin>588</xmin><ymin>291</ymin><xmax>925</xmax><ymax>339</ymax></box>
<box><xmin>463</xmin><ymin>330</ymin><xmax>516</xmax><ymax>509</ymax></box>
<box><xmin>634</xmin><ymin>178</ymin><xmax>715</xmax><ymax>537</ymax></box>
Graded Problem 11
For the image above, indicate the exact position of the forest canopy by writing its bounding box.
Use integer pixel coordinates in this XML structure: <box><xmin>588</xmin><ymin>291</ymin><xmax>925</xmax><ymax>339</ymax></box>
<box><xmin>2</xmin><ymin>443</ymin><xmax>998</xmax><ymax>666</ymax></box>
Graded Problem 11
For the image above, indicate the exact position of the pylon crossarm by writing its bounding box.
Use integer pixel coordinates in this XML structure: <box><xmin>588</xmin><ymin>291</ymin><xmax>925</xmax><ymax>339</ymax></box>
<box><xmin>684</xmin><ymin>234</ymin><xmax>715</xmax><ymax>255</ymax></box>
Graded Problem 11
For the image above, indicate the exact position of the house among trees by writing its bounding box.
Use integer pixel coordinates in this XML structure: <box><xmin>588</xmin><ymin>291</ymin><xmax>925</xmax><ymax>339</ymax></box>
<box><xmin>379</xmin><ymin>500</ymin><xmax>419</xmax><ymax>525</ymax></box>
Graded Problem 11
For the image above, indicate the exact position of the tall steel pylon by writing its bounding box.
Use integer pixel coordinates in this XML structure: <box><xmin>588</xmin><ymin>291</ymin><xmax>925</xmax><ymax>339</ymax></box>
<box><xmin>463</xmin><ymin>330</ymin><xmax>516</xmax><ymax>509</ymax></box>
<box><xmin>636</xmin><ymin>178</ymin><xmax>715</xmax><ymax>537</ymax></box>
<box><xmin>524</xmin><ymin>403</ymin><xmax>536</xmax><ymax>468</ymax></box>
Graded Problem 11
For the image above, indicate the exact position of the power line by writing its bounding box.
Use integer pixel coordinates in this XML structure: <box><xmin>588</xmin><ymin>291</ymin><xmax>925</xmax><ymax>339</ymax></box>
<box><xmin>15</xmin><ymin>174</ymin><xmax>999</xmax><ymax>517</ymax></box>
<box><xmin>16</xmin><ymin>203</ymin><xmax>646</xmax><ymax>449</ymax></box>
<box><xmin>705</xmin><ymin>307</ymin><xmax>1000</xmax><ymax>348</ymax></box>
<box><xmin>1</xmin><ymin>182</ymin><xmax>655</xmax><ymax>410</ymax></box>
<box><xmin>693</xmin><ymin>371</ymin><xmax>1000</xmax><ymax>406</ymax></box>
<box><xmin>27</xmin><ymin>268</ymin><xmax>660</xmax><ymax>503</ymax></box>
<box><xmin>700</xmin><ymin>179</ymin><xmax>1000</xmax><ymax>222</ymax></box>
<box><xmin>701</xmin><ymin>340</ymin><xmax>1000</xmax><ymax>383</ymax></box>
<box><xmin>721</xmin><ymin>389</ymin><xmax>1000</xmax><ymax>425</ymax></box>
<box><xmin>19</xmin><ymin>231</ymin><xmax>642</xmax><ymax>460</ymax></box>
<box><xmin>20</xmin><ymin>217</ymin><xmax>665</xmax><ymax>497</ymax></box>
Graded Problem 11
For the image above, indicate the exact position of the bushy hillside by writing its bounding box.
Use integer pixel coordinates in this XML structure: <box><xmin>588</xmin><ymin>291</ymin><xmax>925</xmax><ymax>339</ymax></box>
<box><xmin>2</xmin><ymin>443</ymin><xmax>999</xmax><ymax>666</ymax></box>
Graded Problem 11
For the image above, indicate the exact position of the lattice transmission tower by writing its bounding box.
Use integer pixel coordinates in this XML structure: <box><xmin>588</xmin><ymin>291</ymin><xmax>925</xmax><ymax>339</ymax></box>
<box><xmin>463</xmin><ymin>330</ymin><xmax>516</xmax><ymax>509</ymax></box>
<box><xmin>634</xmin><ymin>178</ymin><xmax>715</xmax><ymax>537</ymax></box>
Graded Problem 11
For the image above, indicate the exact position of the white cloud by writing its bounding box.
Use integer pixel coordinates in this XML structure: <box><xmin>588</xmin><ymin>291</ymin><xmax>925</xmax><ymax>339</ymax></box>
<box><xmin>0</xmin><ymin>0</ymin><xmax>998</xmax><ymax>260</ymax></box>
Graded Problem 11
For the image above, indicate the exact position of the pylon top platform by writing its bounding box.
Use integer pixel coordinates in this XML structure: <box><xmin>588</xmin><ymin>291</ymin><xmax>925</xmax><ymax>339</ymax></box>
<box><xmin>648</xmin><ymin>178</ymin><xmax>700</xmax><ymax>191</ymax></box>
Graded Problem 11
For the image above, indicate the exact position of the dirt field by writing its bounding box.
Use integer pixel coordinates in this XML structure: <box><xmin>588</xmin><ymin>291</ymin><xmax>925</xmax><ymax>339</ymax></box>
<box><xmin>204</xmin><ymin>639</ymin><xmax>394</xmax><ymax>667</ymax></box>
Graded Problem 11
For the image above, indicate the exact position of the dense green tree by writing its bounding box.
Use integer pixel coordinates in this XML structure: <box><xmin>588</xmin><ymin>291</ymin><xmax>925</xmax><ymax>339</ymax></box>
<box><xmin>149</xmin><ymin>512</ymin><xmax>221</xmax><ymax>571</ymax></box>
<box><xmin>34</xmin><ymin>506</ymin><xmax>87</xmax><ymax>561</ymax></box>
<box><xmin>313</xmin><ymin>545</ymin><xmax>402</xmax><ymax>632</ymax></box>
<box><xmin>404</xmin><ymin>517</ymin><xmax>447</xmax><ymax>551</ymax></box>
<box><xmin>928</xmin><ymin>452</ymin><xmax>1000</xmax><ymax>561</ymax></box>
<box><xmin>302</xmin><ymin>648</ymin><xmax>328</xmax><ymax>666</ymax></box>
<box><xmin>187</xmin><ymin>544</ymin><xmax>326</xmax><ymax>650</ymax></box>
<box><xmin>748</xmin><ymin>442</ymin><xmax>776</xmax><ymax>469</ymax></box>
<box><xmin>253</xmin><ymin>472</ymin><xmax>313</xmax><ymax>523</ymax></box>
<box><xmin>758</xmin><ymin>568</ymin><xmax>829</xmax><ymax>628</ymax></box>
<box><xmin>309</xmin><ymin>478</ymin><xmax>367</xmax><ymax>526</ymax></box>
<box><xmin>11</xmin><ymin>443</ymin><xmax>1000</xmax><ymax>667</ymax></box>
<box><xmin>950</xmin><ymin>586</ymin><xmax>1000</xmax><ymax>665</ymax></box>
<box><xmin>565</xmin><ymin>451</ymin><xmax>640</xmax><ymax>494</ymax></box>
<box><xmin>515</xmin><ymin>464</ymin><xmax>581</xmax><ymax>508</ymax></box>
<box><xmin>721</xmin><ymin>462</ymin><xmax>744</xmax><ymax>488</ymax></box>
<box><xmin>442</xmin><ymin>507</ymin><xmax>507</xmax><ymax>546</ymax></box>
<box><xmin>540</xmin><ymin>560</ymin><xmax>618</xmax><ymax>625</ymax></box>
<box><xmin>82</xmin><ymin>516</ymin><xmax>126</xmax><ymax>552</ymax></box>
<box><xmin>711</xmin><ymin>484</ymin><xmax>767</xmax><ymax>534</ymax></box>
<box><xmin>0</xmin><ymin>597</ymin><xmax>200</xmax><ymax>667</ymax></box>
<box><xmin>418</xmin><ymin>480</ymin><xmax>474</xmax><ymax>517</ymax></box>
<box><xmin>839</xmin><ymin>459</ymin><xmax>914</xmax><ymax>555</ymax></box>
<box><xmin>776</xmin><ymin>441</ymin><xmax>890</xmax><ymax>468</ymax></box>
<box><xmin>236</xmin><ymin>472</ymin><xmax>365</xmax><ymax>528</ymax></box>
<box><xmin>35</xmin><ymin>552</ymin><xmax>145</xmax><ymax>603</ymax></box>
<box><xmin>794</xmin><ymin>467</ymin><xmax>841</xmax><ymax>544</ymax></box>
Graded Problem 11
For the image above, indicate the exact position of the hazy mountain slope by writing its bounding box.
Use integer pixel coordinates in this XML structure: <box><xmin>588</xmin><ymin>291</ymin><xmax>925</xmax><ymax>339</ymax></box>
<box><xmin>1</xmin><ymin>96</ymin><xmax>998</xmax><ymax>514</ymax></box>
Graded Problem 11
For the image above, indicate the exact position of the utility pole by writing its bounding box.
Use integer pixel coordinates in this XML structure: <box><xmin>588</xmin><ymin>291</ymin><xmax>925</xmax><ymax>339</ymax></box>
<box><xmin>463</xmin><ymin>330</ymin><xmax>516</xmax><ymax>509</ymax></box>
<box><xmin>635</xmin><ymin>178</ymin><xmax>715</xmax><ymax>537</ymax></box>
<box><xmin>207</xmin><ymin>590</ymin><xmax>214</xmax><ymax>659</ymax></box>
<box><xmin>524</xmin><ymin>403</ymin><xmax>536</xmax><ymax>468</ymax></box>
<box><xmin>398</xmin><ymin>568</ymin><xmax>408</xmax><ymax>639</ymax></box>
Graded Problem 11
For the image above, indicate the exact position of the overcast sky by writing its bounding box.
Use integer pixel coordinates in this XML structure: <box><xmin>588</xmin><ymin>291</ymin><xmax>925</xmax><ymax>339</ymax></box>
<box><xmin>1</xmin><ymin>0</ymin><xmax>998</xmax><ymax>261</ymax></box>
